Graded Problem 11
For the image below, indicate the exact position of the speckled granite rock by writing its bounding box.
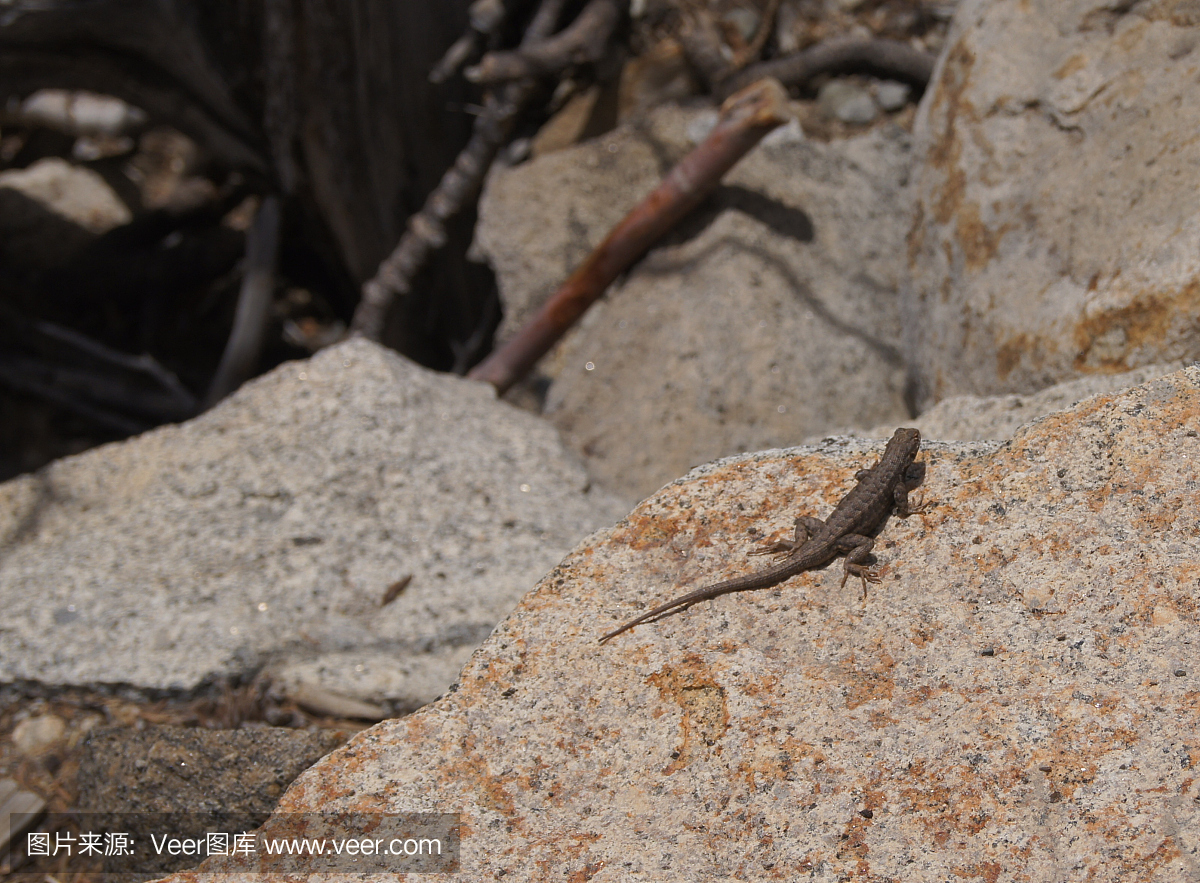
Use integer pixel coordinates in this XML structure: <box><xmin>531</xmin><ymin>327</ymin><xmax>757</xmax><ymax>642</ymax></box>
<box><xmin>163</xmin><ymin>367</ymin><xmax>1200</xmax><ymax>881</ymax></box>
<box><xmin>0</xmin><ymin>157</ymin><xmax>131</xmax><ymax>270</ymax></box>
<box><xmin>905</xmin><ymin>0</ymin><xmax>1200</xmax><ymax>407</ymax></box>
<box><xmin>77</xmin><ymin>725</ymin><xmax>346</xmax><ymax>814</ymax></box>
<box><xmin>820</xmin><ymin>361</ymin><xmax>1188</xmax><ymax>443</ymax></box>
<box><xmin>478</xmin><ymin>102</ymin><xmax>914</xmax><ymax>501</ymax></box>
<box><xmin>77</xmin><ymin>725</ymin><xmax>347</xmax><ymax>879</ymax></box>
<box><xmin>0</xmin><ymin>338</ymin><xmax>626</xmax><ymax>710</ymax></box>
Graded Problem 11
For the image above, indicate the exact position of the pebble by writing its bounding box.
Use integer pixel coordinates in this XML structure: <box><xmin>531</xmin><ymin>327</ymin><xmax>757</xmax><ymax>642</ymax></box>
<box><xmin>0</xmin><ymin>779</ymin><xmax>47</xmax><ymax>854</ymax></box>
<box><xmin>819</xmin><ymin>80</ymin><xmax>878</xmax><ymax>125</ymax></box>
<box><xmin>12</xmin><ymin>713</ymin><xmax>66</xmax><ymax>756</ymax></box>
<box><xmin>876</xmin><ymin>80</ymin><xmax>912</xmax><ymax>112</ymax></box>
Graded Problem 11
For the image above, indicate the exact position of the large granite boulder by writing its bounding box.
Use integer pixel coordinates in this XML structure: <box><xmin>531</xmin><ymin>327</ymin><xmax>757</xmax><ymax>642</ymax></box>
<box><xmin>477</xmin><ymin>104</ymin><xmax>915</xmax><ymax>500</ymax></box>
<box><xmin>0</xmin><ymin>339</ymin><xmax>626</xmax><ymax>712</ymax></box>
<box><xmin>158</xmin><ymin>367</ymin><xmax>1200</xmax><ymax>881</ymax></box>
<box><xmin>905</xmin><ymin>0</ymin><xmax>1200</xmax><ymax>407</ymax></box>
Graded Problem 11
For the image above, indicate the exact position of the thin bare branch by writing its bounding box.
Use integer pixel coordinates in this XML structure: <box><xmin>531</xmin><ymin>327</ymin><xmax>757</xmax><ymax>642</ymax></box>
<box><xmin>350</xmin><ymin>89</ymin><xmax>525</xmax><ymax>341</ymax></box>
<box><xmin>466</xmin><ymin>0</ymin><xmax>625</xmax><ymax>84</ymax></box>
<box><xmin>430</xmin><ymin>0</ymin><xmax>510</xmax><ymax>84</ymax></box>
<box><xmin>0</xmin><ymin>361</ymin><xmax>149</xmax><ymax>435</ymax></box>
<box><xmin>466</xmin><ymin>78</ymin><xmax>791</xmax><ymax>396</ymax></box>
<box><xmin>31</xmin><ymin>321</ymin><xmax>195</xmax><ymax>412</ymax></box>
<box><xmin>523</xmin><ymin>0</ymin><xmax>568</xmax><ymax>41</ymax></box>
<box><xmin>350</xmin><ymin>0</ymin><xmax>574</xmax><ymax>341</ymax></box>
<box><xmin>732</xmin><ymin>0</ymin><xmax>781</xmax><ymax>71</ymax></box>
<box><xmin>722</xmin><ymin>36</ymin><xmax>936</xmax><ymax>98</ymax></box>
<box><xmin>430</xmin><ymin>32</ymin><xmax>480</xmax><ymax>84</ymax></box>
<box><xmin>677</xmin><ymin>9</ymin><xmax>730</xmax><ymax>91</ymax></box>
<box><xmin>0</xmin><ymin>302</ymin><xmax>197</xmax><ymax>424</ymax></box>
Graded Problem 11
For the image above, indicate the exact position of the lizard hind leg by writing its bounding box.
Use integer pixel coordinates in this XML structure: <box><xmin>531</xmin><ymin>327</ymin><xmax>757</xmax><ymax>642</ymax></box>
<box><xmin>751</xmin><ymin>515</ymin><xmax>824</xmax><ymax>556</ymax></box>
<box><xmin>836</xmin><ymin>534</ymin><xmax>880</xmax><ymax>598</ymax></box>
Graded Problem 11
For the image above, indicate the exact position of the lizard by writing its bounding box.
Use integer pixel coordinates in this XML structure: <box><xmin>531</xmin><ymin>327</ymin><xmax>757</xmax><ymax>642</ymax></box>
<box><xmin>599</xmin><ymin>427</ymin><xmax>926</xmax><ymax>643</ymax></box>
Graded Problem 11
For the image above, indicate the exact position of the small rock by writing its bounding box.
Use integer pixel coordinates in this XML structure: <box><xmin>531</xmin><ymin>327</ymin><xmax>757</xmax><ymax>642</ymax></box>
<box><xmin>11</xmin><ymin>713</ymin><xmax>66</xmax><ymax>756</ymax></box>
<box><xmin>818</xmin><ymin>80</ymin><xmax>878</xmax><ymax>125</ymax></box>
<box><xmin>0</xmin><ymin>157</ymin><xmax>132</xmax><ymax>270</ymax></box>
<box><xmin>0</xmin><ymin>340</ymin><xmax>627</xmax><ymax>708</ymax></box>
<box><xmin>906</xmin><ymin>0</ymin><xmax>1200</xmax><ymax>404</ymax></box>
<box><xmin>532</xmin><ymin>86</ymin><xmax>603</xmax><ymax>156</ymax></box>
<box><xmin>286</xmin><ymin>682</ymin><xmax>389</xmax><ymax>721</ymax></box>
<box><xmin>20</xmin><ymin>89</ymin><xmax>145</xmax><ymax>137</ymax></box>
<box><xmin>0</xmin><ymin>157</ymin><xmax>131</xmax><ymax>233</ymax></box>
<box><xmin>761</xmin><ymin>117</ymin><xmax>805</xmax><ymax>146</ymax></box>
<box><xmin>875</xmin><ymin>80</ymin><xmax>911</xmax><ymax>112</ymax></box>
<box><xmin>0</xmin><ymin>779</ymin><xmax>46</xmax><ymax>855</ymax></box>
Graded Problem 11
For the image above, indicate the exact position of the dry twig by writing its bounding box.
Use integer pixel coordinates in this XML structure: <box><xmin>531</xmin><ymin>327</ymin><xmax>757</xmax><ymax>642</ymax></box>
<box><xmin>466</xmin><ymin>78</ymin><xmax>791</xmax><ymax>396</ymax></box>
<box><xmin>350</xmin><ymin>0</ymin><xmax>575</xmax><ymax>341</ymax></box>
<box><xmin>722</xmin><ymin>35</ymin><xmax>936</xmax><ymax>98</ymax></box>
<box><xmin>677</xmin><ymin>8</ymin><xmax>730</xmax><ymax>90</ymax></box>
<box><xmin>733</xmin><ymin>0</ymin><xmax>781</xmax><ymax>70</ymax></box>
<box><xmin>31</xmin><ymin>319</ymin><xmax>195</xmax><ymax>412</ymax></box>
<box><xmin>0</xmin><ymin>360</ymin><xmax>149</xmax><ymax>435</ymax></box>
<box><xmin>430</xmin><ymin>0</ymin><xmax>508</xmax><ymax>84</ymax></box>
<box><xmin>465</xmin><ymin>0</ymin><xmax>625</xmax><ymax>84</ymax></box>
<box><xmin>0</xmin><ymin>302</ymin><xmax>197</xmax><ymax>431</ymax></box>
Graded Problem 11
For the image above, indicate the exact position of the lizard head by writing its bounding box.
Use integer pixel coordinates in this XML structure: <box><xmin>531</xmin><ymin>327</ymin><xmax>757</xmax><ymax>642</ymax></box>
<box><xmin>891</xmin><ymin>427</ymin><xmax>922</xmax><ymax>458</ymax></box>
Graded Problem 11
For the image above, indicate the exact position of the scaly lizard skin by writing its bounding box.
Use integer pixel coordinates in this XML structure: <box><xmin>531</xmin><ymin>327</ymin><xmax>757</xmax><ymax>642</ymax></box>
<box><xmin>599</xmin><ymin>428</ymin><xmax>926</xmax><ymax>642</ymax></box>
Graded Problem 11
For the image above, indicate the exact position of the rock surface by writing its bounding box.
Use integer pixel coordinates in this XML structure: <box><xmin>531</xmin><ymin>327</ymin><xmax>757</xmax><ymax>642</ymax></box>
<box><xmin>165</xmin><ymin>368</ymin><xmax>1200</xmax><ymax>881</ymax></box>
<box><xmin>18</xmin><ymin>90</ymin><xmax>146</xmax><ymax>138</ymax></box>
<box><xmin>0</xmin><ymin>158</ymin><xmax>131</xmax><ymax>271</ymax></box>
<box><xmin>818</xmin><ymin>79</ymin><xmax>878</xmax><ymax>125</ymax></box>
<box><xmin>477</xmin><ymin>103</ymin><xmax>915</xmax><ymax>501</ymax></box>
<box><xmin>0</xmin><ymin>778</ymin><xmax>45</xmax><ymax>857</ymax></box>
<box><xmin>822</xmin><ymin>361</ymin><xmax>1187</xmax><ymax>443</ymax></box>
<box><xmin>77</xmin><ymin>725</ymin><xmax>346</xmax><ymax>815</ymax></box>
<box><xmin>0</xmin><ymin>339</ymin><xmax>626</xmax><ymax>710</ymax></box>
<box><xmin>10</xmin><ymin>713</ymin><xmax>66</xmax><ymax>756</ymax></box>
<box><xmin>905</xmin><ymin>0</ymin><xmax>1200</xmax><ymax>407</ymax></box>
<box><xmin>76</xmin><ymin>725</ymin><xmax>346</xmax><ymax>879</ymax></box>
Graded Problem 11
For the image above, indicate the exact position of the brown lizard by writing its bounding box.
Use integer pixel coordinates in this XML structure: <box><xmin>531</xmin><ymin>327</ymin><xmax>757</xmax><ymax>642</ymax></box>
<box><xmin>599</xmin><ymin>427</ymin><xmax>926</xmax><ymax>642</ymax></box>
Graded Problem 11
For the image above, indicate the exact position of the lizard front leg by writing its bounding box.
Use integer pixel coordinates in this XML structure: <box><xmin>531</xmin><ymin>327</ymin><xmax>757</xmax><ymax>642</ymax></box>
<box><xmin>836</xmin><ymin>534</ymin><xmax>880</xmax><ymax>598</ymax></box>
<box><xmin>894</xmin><ymin>462</ymin><xmax>930</xmax><ymax>517</ymax></box>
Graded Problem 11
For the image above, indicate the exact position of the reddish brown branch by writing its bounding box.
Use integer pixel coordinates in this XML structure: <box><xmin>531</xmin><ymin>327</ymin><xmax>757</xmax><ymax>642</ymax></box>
<box><xmin>722</xmin><ymin>36</ymin><xmax>936</xmax><ymax>98</ymax></box>
<box><xmin>466</xmin><ymin>0</ymin><xmax>624</xmax><ymax>84</ymax></box>
<box><xmin>466</xmin><ymin>78</ymin><xmax>791</xmax><ymax>396</ymax></box>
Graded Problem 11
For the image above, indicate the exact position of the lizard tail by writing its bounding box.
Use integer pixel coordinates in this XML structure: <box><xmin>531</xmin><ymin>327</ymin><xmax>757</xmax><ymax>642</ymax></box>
<box><xmin>597</xmin><ymin>595</ymin><xmax>702</xmax><ymax>643</ymax></box>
